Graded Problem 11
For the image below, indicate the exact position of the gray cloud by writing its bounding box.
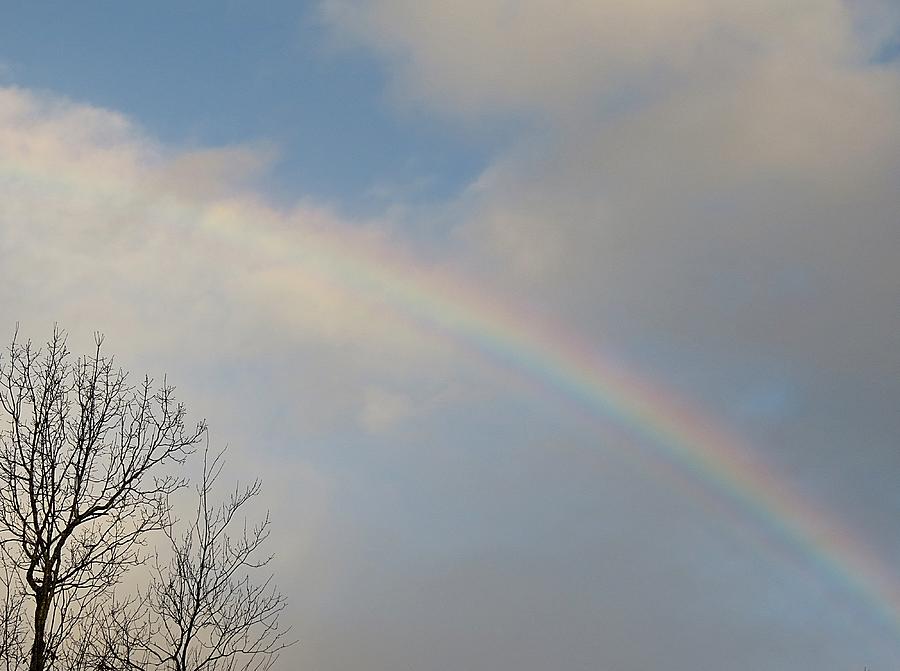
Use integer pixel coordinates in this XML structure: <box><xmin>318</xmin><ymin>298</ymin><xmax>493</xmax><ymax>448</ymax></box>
<box><xmin>322</xmin><ymin>1</ymin><xmax>900</xmax><ymax>667</ymax></box>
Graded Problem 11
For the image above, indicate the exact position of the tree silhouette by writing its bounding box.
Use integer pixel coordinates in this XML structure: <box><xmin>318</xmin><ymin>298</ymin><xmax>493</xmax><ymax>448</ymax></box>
<box><xmin>0</xmin><ymin>328</ymin><xmax>290</xmax><ymax>671</ymax></box>
<box><xmin>81</xmin><ymin>447</ymin><xmax>291</xmax><ymax>671</ymax></box>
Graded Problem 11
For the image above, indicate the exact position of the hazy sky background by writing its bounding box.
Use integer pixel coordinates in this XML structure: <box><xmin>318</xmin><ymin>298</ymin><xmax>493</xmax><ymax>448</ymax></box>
<box><xmin>1</xmin><ymin>2</ymin><xmax>899</xmax><ymax>668</ymax></box>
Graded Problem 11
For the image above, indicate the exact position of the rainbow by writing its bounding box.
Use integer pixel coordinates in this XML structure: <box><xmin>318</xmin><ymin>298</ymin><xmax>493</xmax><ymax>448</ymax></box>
<box><xmin>209</xmin><ymin>203</ymin><xmax>900</xmax><ymax>634</ymax></box>
<box><xmin>2</xmin><ymin>132</ymin><xmax>900</xmax><ymax>637</ymax></box>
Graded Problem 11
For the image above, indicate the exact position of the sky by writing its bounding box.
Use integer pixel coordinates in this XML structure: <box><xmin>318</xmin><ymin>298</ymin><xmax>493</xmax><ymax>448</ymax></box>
<box><xmin>0</xmin><ymin>1</ymin><xmax>899</xmax><ymax>668</ymax></box>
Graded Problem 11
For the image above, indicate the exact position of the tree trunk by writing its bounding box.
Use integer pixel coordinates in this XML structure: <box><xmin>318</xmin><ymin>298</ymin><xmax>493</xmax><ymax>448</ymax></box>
<box><xmin>29</xmin><ymin>591</ymin><xmax>50</xmax><ymax>671</ymax></box>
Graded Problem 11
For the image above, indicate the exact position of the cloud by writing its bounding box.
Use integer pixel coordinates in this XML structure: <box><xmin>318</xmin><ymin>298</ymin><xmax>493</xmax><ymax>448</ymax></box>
<box><xmin>323</xmin><ymin>0</ymin><xmax>888</xmax><ymax>121</ymax></box>
<box><xmin>152</xmin><ymin>143</ymin><xmax>278</xmax><ymax>198</ymax></box>
<box><xmin>457</xmin><ymin>57</ymin><xmax>900</xmax><ymax>376</ymax></box>
<box><xmin>0</xmin><ymin>86</ymin><xmax>472</xmax><ymax>435</ymax></box>
<box><xmin>360</xmin><ymin>386</ymin><xmax>414</xmax><ymax>432</ymax></box>
<box><xmin>317</xmin><ymin>7</ymin><xmax>900</xmax><ymax>665</ymax></box>
<box><xmin>325</xmin><ymin>0</ymin><xmax>900</xmax><ymax>382</ymax></box>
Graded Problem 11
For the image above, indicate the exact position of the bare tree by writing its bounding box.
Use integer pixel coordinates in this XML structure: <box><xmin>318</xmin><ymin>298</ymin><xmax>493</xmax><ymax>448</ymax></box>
<box><xmin>0</xmin><ymin>565</ymin><xmax>27</xmax><ymax>671</ymax></box>
<box><xmin>0</xmin><ymin>328</ymin><xmax>205</xmax><ymax>671</ymax></box>
<box><xmin>84</xmin><ymin>446</ymin><xmax>292</xmax><ymax>671</ymax></box>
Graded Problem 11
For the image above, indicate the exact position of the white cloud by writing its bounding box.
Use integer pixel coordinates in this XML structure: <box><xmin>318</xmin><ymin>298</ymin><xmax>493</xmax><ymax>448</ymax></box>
<box><xmin>0</xmin><ymin>86</ymin><xmax>465</xmax><ymax>412</ymax></box>
<box><xmin>360</xmin><ymin>386</ymin><xmax>414</xmax><ymax>432</ymax></box>
<box><xmin>0</xmin><ymin>87</ymin><xmax>574</xmax><ymax>513</ymax></box>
